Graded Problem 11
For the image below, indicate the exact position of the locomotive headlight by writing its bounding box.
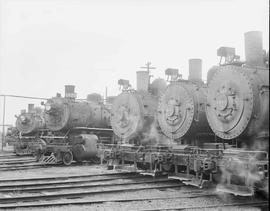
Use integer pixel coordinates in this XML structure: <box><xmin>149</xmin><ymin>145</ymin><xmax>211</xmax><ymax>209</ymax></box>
<box><xmin>45</xmin><ymin>103</ymin><xmax>52</xmax><ymax>111</ymax></box>
<box><xmin>20</xmin><ymin>115</ymin><xmax>26</xmax><ymax>123</ymax></box>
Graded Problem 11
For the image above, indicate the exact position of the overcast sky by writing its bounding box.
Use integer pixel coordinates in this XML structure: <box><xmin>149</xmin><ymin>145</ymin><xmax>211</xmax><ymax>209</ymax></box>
<box><xmin>0</xmin><ymin>0</ymin><xmax>269</xmax><ymax>128</ymax></box>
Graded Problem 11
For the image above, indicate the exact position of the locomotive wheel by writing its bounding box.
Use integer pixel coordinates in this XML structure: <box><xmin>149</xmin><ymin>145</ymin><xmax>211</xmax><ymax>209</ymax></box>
<box><xmin>62</xmin><ymin>151</ymin><xmax>73</xmax><ymax>166</ymax></box>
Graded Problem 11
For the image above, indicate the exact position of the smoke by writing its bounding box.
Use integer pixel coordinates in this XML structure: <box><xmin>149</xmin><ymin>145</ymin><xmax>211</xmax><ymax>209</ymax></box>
<box><xmin>217</xmin><ymin>147</ymin><xmax>268</xmax><ymax>196</ymax></box>
<box><xmin>140</xmin><ymin>118</ymin><xmax>172</xmax><ymax>146</ymax></box>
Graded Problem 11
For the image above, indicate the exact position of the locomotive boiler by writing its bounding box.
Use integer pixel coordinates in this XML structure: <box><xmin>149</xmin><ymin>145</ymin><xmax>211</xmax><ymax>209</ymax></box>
<box><xmin>110</xmin><ymin>71</ymin><xmax>166</xmax><ymax>144</ymax></box>
<box><xmin>205</xmin><ymin>31</ymin><xmax>269</xmax><ymax>195</ymax></box>
<box><xmin>16</xmin><ymin>104</ymin><xmax>46</xmax><ymax>134</ymax></box>
<box><xmin>157</xmin><ymin>60</ymin><xmax>211</xmax><ymax>145</ymax></box>
<box><xmin>12</xmin><ymin>104</ymin><xmax>47</xmax><ymax>155</ymax></box>
<box><xmin>206</xmin><ymin>31</ymin><xmax>269</xmax><ymax>143</ymax></box>
<box><xmin>44</xmin><ymin>86</ymin><xmax>110</xmax><ymax>131</ymax></box>
<box><xmin>39</xmin><ymin>85</ymin><xmax>112</xmax><ymax>165</ymax></box>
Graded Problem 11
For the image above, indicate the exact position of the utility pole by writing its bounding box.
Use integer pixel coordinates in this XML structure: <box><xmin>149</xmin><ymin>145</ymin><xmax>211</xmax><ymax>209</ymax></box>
<box><xmin>140</xmin><ymin>61</ymin><xmax>156</xmax><ymax>73</ymax></box>
<box><xmin>1</xmin><ymin>95</ymin><xmax>6</xmax><ymax>151</ymax></box>
<box><xmin>140</xmin><ymin>62</ymin><xmax>156</xmax><ymax>84</ymax></box>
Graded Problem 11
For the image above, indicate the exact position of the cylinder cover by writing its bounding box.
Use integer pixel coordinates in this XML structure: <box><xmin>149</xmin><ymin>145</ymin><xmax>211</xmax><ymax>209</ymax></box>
<box><xmin>110</xmin><ymin>91</ymin><xmax>157</xmax><ymax>140</ymax></box>
<box><xmin>157</xmin><ymin>81</ymin><xmax>209</xmax><ymax>140</ymax></box>
<box><xmin>72</xmin><ymin>134</ymin><xmax>98</xmax><ymax>161</ymax></box>
<box><xmin>206</xmin><ymin>65</ymin><xmax>269</xmax><ymax>140</ymax></box>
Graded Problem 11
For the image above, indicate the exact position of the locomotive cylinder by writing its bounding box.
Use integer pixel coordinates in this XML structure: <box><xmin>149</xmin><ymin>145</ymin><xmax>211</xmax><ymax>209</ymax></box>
<box><xmin>244</xmin><ymin>31</ymin><xmax>264</xmax><ymax>67</ymax></box>
<box><xmin>188</xmin><ymin>59</ymin><xmax>202</xmax><ymax>83</ymax></box>
<box><xmin>72</xmin><ymin>134</ymin><xmax>98</xmax><ymax>161</ymax></box>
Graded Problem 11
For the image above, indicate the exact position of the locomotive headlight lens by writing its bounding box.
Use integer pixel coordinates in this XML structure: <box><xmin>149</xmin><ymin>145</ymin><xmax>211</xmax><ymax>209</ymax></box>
<box><xmin>20</xmin><ymin>116</ymin><xmax>26</xmax><ymax>122</ymax></box>
<box><xmin>45</xmin><ymin>103</ymin><xmax>52</xmax><ymax>111</ymax></box>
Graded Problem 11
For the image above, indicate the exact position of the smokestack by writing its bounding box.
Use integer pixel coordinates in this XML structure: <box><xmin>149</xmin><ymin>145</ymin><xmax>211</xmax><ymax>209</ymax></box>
<box><xmin>188</xmin><ymin>59</ymin><xmax>202</xmax><ymax>82</ymax></box>
<box><xmin>28</xmin><ymin>104</ymin><xmax>34</xmax><ymax>113</ymax></box>
<box><xmin>136</xmin><ymin>71</ymin><xmax>149</xmax><ymax>91</ymax></box>
<box><xmin>64</xmin><ymin>85</ymin><xmax>77</xmax><ymax>99</ymax></box>
<box><xmin>244</xmin><ymin>31</ymin><xmax>264</xmax><ymax>67</ymax></box>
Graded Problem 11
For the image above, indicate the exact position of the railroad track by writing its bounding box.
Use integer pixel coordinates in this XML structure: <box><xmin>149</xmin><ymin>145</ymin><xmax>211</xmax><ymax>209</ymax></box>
<box><xmin>0</xmin><ymin>154</ymin><xmax>28</xmax><ymax>160</ymax></box>
<box><xmin>0</xmin><ymin>159</ymin><xmax>98</xmax><ymax>171</ymax></box>
<box><xmin>0</xmin><ymin>159</ymin><xmax>36</xmax><ymax>165</ymax></box>
<box><xmin>0</xmin><ymin>162</ymin><xmax>46</xmax><ymax>171</ymax></box>
<box><xmin>0</xmin><ymin>172</ymin><xmax>181</xmax><ymax>208</ymax></box>
<box><xmin>0</xmin><ymin>172</ymin><xmax>267</xmax><ymax>210</ymax></box>
<box><xmin>0</xmin><ymin>155</ymin><xmax>40</xmax><ymax>170</ymax></box>
<box><xmin>141</xmin><ymin>201</ymin><xmax>269</xmax><ymax>210</ymax></box>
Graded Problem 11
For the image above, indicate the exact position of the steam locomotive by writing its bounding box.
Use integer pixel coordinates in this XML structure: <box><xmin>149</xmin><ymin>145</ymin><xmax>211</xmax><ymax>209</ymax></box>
<box><xmin>37</xmin><ymin>85</ymin><xmax>113</xmax><ymax>165</ymax></box>
<box><xmin>99</xmin><ymin>31</ymin><xmax>269</xmax><ymax>197</ymax></box>
<box><xmin>6</xmin><ymin>104</ymin><xmax>47</xmax><ymax>155</ymax></box>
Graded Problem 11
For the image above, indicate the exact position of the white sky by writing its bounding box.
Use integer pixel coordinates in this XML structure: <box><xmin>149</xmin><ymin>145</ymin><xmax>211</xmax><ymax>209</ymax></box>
<box><xmin>0</xmin><ymin>0</ymin><xmax>269</xmax><ymax>128</ymax></box>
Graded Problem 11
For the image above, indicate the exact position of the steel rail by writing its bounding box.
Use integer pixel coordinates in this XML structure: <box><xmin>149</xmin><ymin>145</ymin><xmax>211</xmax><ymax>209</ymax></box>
<box><xmin>0</xmin><ymin>183</ymin><xmax>184</xmax><ymax>204</ymax></box>
<box><xmin>0</xmin><ymin>178</ymin><xmax>178</xmax><ymax>193</ymax></box>
<box><xmin>0</xmin><ymin>160</ymin><xmax>36</xmax><ymax>165</ymax></box>
<box><xmin>0</xmin><ymin>172</ymin><xmax>135</xmax><ymax>183</ymax></box>
<box><xmin>0</xmin><ymin>165</ymin><xmax>48</xmax><ymax>171</ymax></box>
<box><xmin>0</xmin><ymin>193</ymin><xmax>218</xmax><ymax>209</ymax></box>
<box><xmin>140</xmin><ymin>201</ymin><xmax>269</xmax><ymax>210</ymax></box>
<box><xmin>0</xmin><ymin>174</ymin><xmax>156</xmax><ymax>188</ymax></box>
<box><xmin>0</xmin><ymin>162</ymin><xmax>41</xmax><ymax>167</ymax></box>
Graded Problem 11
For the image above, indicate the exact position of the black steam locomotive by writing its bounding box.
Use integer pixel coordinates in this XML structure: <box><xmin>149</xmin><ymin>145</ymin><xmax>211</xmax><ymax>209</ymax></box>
<box><xmin>99</xmin><ymin>31</ymin><xmax>269</xmax><ymax>197</ymax></box>
<box><xmin>35</xmin><ymin>85</ymin><xmax>113</xmax><ymax>165</ymax></box>
<box><xmin>6</xmin><ymin>104</ymin><xmax>47</xmax><ymax>155</ymax></box>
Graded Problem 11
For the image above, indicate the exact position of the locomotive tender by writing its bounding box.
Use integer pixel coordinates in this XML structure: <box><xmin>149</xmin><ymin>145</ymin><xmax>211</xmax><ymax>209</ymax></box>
<box><xmin>100</xmin><ymin>31</ymin><xmax>269</xmax><ymax>197</ymax></box>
